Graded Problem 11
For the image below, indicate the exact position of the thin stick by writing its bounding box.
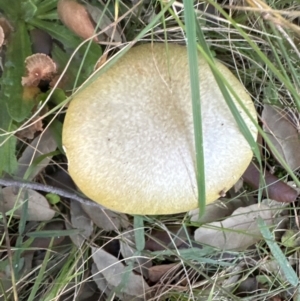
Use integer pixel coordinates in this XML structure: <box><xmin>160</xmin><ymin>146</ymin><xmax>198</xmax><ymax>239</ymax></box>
<box><xmin>0</xmin><ymin>178</ymin><xmax>99</xmax><ymax>207</ymax></box>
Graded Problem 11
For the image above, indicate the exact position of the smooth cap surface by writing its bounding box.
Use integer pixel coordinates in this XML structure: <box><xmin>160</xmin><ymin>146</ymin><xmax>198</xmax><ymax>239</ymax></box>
<box><xmin>63</xmin><ymin>43</ymin><xmax>257</xmax><ymax>215</ymax></box>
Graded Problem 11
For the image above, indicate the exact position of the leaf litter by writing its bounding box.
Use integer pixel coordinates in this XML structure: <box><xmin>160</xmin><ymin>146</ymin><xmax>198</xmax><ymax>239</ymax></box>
<box><xmin>0</xmin><ymin>1</ymin><xmax>300</xmax><ymax>300</ymax></box>
<box><xmin>91</xmin><ymin>247</ymin><xmax>150</xmax><ymax>301</ymax></box>
<box><xmin>262</xmin><ymin>104</ymin><xmax>300</xmax><ymax>170</ymax></box>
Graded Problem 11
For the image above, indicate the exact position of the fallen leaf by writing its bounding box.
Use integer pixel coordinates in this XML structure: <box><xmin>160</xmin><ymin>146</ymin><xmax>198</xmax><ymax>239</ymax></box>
<box><xmin>242</xmin><ymin>162</ymin><xmax>298</xmax><ymax>203</ymax></box>
<box><xmin>148</xmin><ymin>263</ymin><xmax>179</xmax><ymax>283</ymax></box>
<box><xmin>17</xmin><ymin>106</ymin><xmax>45</xmax><ymax>140</ymax></box>
<box><xmin>15</xmin><ymin>128</ymin><xmax>58</xmax><ymax>180</ymax></box>
<box><xmin>91</xmin><ymin>247</ymin><xmax>150</xmax><ymax>300</ymax></box>
<box><xmin>189</xmin><ymin>198</ymin><xmax>256</xmax><ymax>224</ymax></box>
<box><xmin>145</xmin><ymin>225</ymin><xmax>192</xmax><ymax>251</ymax></box>
<box><xmin>119</xmin><ymin>230</ymin><xmax>152</xmax><ymax>279</ymax></box>
<box><xmin>194</xmin><ymin>203</ymin><xmax>273</xmax><ymax>251</ymax></box>
<box><xmin>81</xmin><ymin>202</ymin><xmax>129</xmax><ymax>231</ymax></box>
<box><xmin>69</xmin><ymin>201</ymin><xmax>93</xmax><ymax>246</ymax></box>
<box><xmin>1</xmin><ymin>187</ymin><xmax>55</xmax><ymax>221</ymax></box>
<box><xmin>262</xmin><ymin>104</ymin><xmax>300</xmax><ymax>170</ymax></box>
<box><xmin>236</xmin><ymin>277</ymin><xmax>258</xmax><ymax>296</ymax></box>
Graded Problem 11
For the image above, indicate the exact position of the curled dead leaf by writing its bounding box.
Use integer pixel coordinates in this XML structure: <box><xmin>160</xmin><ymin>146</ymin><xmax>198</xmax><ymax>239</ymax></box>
<box><xmin>57</xmin><ymin>0</ymin><xmax>98</xmax><ymax>42</ymax></box>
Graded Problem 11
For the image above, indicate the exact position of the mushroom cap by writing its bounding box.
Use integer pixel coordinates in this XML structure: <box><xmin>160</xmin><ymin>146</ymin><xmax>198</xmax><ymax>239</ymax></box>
<box><xmin>63</xmin><ymin>43</ymin><xmax>257</xmax><ymax>215</ymax></box>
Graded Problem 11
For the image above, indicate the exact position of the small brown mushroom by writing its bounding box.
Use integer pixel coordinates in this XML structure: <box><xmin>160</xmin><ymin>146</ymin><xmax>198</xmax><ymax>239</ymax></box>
<box><xmin>62</xmin><ymin>43</ymin><xmax>258</xmax><ymax>215</ymax></box>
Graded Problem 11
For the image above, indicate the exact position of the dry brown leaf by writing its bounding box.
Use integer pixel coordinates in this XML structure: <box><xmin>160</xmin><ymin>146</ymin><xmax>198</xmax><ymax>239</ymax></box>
<box><xmin>262</xmin><ymin>104</ymin><xmax>300</xmax><ymax>170</ymax></box>
<box><xmin>148</xmin><ymin>263</ymin><xmax>179</xmax><ymax>283</ymax></box>
<box><xmin>57</xmin><ymin>0</ymin><xmax>98</xmax><ymax>42</ymax></box>
<box><xmin>194</xmin><ymin>203</ymin><xmax>273</xmax><ymax>251</ymax></box>
<box><xmin>243</xmin><ymin>162</ymin><xmax>298</xmax><ymax>203</ymax></box>
<box><xmin>69</xmin><ymin>201</ymin><xmax>93</xmax><ymax>246</ymax></box>
<box><xmin>81</xmin><ymin>202</ymin><xmax>129</xmax><ymax>231</ymax></box>
<box><xmin>17</xmin><ymin>106</ymin><xmax>45</xmax><ymax>140</ymax></box>
<box><xmin>91</xmin><ymin>247</ymin><xmax>150</xmax><ymax>300</ymax></box>
<box><xmin>0</xmin><ymin>17</ymin><xmax>13</xmax><ymax>39</ymax></box>
<box><xmin>16</xmin><ymin>128</ymin><xmax>57</xmax><ymax>181</ymax></box>
<box><xmin>1</xmin><ymin>187</ymin><xmax>55</xmax><ymax>221</ymax></box>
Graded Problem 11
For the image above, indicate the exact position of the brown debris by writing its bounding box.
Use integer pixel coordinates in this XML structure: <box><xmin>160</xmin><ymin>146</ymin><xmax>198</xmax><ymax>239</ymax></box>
<box><xmin>17</xmin><ymin>105</ymin><xmax>48</xmax><ymax>139</ymax></box>
<box><xmin>0</xmin><ymin>26</ymin><xmax>4</xmax><ymax>48</ymax></box>
<box><xmin>57</xmin><ymin>0</ymin><xmax>98</xmax><ymax>42</ymax></box>
<box><xmin>148</xmin><ymin>263</ymin><xmax>179</xmax><ymax>283</ymax></box>
<box><xmin>242</xmin><ymin>162</ymin><xmax>299</xmax><ymax>203</ymax></box>
<box><xmin>0</xmin><ymin>17</ymin><xmax>13</xmax><ymax>43</ymax></box>
<box><xmin>22</xmin><ymin>53</ymin><xmax>57</xmax><ymax>87</ymax></box>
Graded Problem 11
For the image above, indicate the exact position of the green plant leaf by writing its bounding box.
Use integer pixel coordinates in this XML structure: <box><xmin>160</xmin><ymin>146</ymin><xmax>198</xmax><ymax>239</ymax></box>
<box><xmin>51</xmin><ymin>43</ymin><xmax>100</xmax><ymax>89</ymax></box>
<box><xmin>0</xmin><ymin>21</ymin><xmax>33</xmax><ymax>175</ymax></box>
<box><xmin>21</xmin><ymin>0</ymin><xmax>38</xmax><ymax>21</ymax></box>
<box><xmin>1</xmin><ymin>21</ymin><xmax>33</xmax><ymax>121</ymax></box>
<box><xmin>35</xmin><ymin>0</ymin><xmax>58</xmax><ymax>15</ymax></box>
<box><xmin>0</xmin><ymin>0</ymin><xmax>22</xmax><ymax>18</ymax></box>
<box><xmin>0</xmin><ymin>117</ymin><xmax>17</xmax><ymax>175</ymax></box>
<box><xmin>29</xmin><ymin>19</ymin><xmax>81</xmax><ymax>48</ymax></box>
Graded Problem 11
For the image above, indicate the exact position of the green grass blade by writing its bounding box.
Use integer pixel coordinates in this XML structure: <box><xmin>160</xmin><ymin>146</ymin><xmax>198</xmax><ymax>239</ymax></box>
<box><xmin>257</xmin><ymin>216</ymin><xmax>298</xmax><ymax>287</ymax></box>
<box><xmin>207</xmin><ymin>0</ymin><xmax>300</xmax><ymax>111</ymax></box>
<box><xmin>27</xmin><ymin>238</ymin><xmax>54</xmax><ymax>301</ymax></box>
<box><xmin>134</xmin><ymin>215</ymin><xmax>145</xmax><ymax>252</ymax></box>
<box><xmin>26</xmin><ymin>229</ymin><xmax>81</xmax><ymax>238</ymax></box>
<box><xmin>183</xmin><ymin>1</ymin><xmax>206</xmax><ymax>216</ymax></box>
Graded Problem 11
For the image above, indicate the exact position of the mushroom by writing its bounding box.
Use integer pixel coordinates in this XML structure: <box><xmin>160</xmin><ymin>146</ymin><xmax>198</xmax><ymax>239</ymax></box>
<box><xmin>62</xmin><ymin>43</ymin><xmax>257</xmax><ymax>215</ymax></box>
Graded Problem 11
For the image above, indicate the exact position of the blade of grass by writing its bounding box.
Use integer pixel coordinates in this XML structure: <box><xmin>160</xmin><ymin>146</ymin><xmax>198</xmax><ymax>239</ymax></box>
<box><xmin>26</xmin><ymin>229</ymin><xmax>81</xmax><ymax>238</ymax></box>
<box><xmin>183</xmin><ymin>0</ymin><xmax>206</xmax><ymax>216</ymax></box>
<box><xmin>257</xmin><ymin>216</ymin><xmax>298</xmax><ymax>287</ymax></box>
<box><xmin>193</xmin><ymin>19</ymin><xmax>300</xmax><ymax>187</ymax></box>
<box><xmin>134</xmin><ymin>215</ymin><xmax>145</xmax><ymax>252</ymax></box>
<box><xmin>27</xmin><ymin>238</ymin><xmax>54</xmax><ymax>301</ymax></box>
<box><xmin>207</xmin><ymin>0</ymin><xmax>300</xmax><ymax>111</ymax></box>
